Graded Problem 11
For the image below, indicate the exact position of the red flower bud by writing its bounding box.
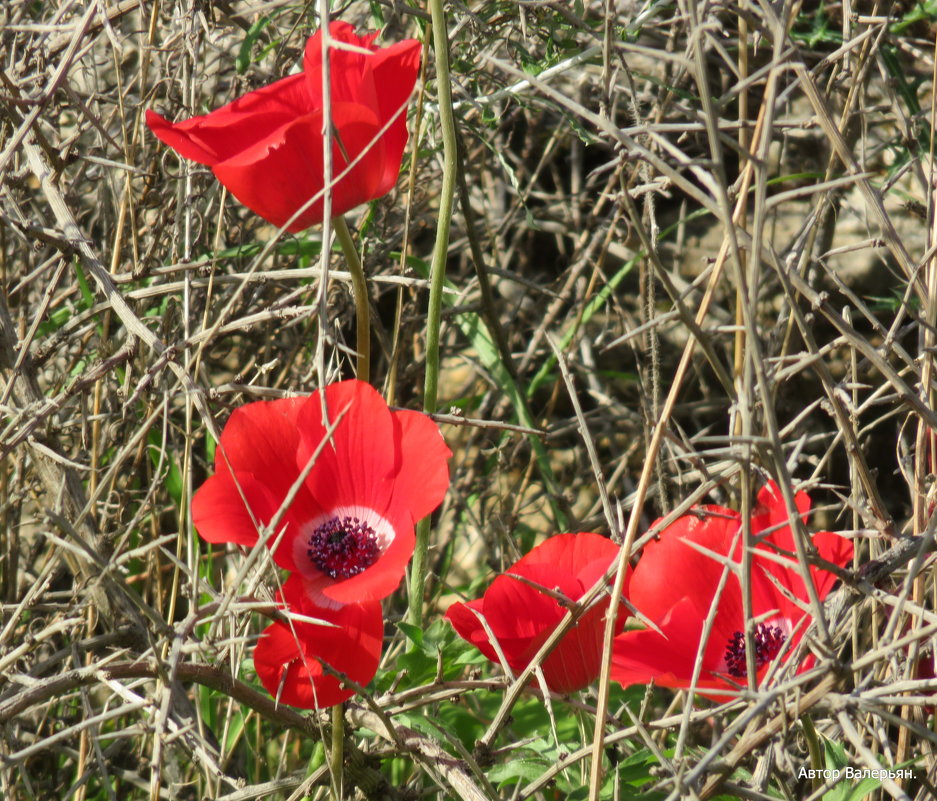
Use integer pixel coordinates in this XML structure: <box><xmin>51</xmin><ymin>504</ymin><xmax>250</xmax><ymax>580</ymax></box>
<box><xmin>147</xmin><ymin>22</ymin><xmax>421</xmax><ymax>231</ymax></box>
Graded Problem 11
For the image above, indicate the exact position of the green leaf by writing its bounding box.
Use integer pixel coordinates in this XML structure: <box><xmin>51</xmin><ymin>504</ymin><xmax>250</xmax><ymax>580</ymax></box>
<box><xmin>821</xmin><ymin>736</ymin><xmax>880</xmax><ymax>801</ymax></box>
<box><xmin>527</xmin><ymin>254</ymin><xmax>639</xmax><ymax>397</ymax></box>
<box><xmin>237</xmin><ymin>16</ymin><xmax>272</xmax><ymax>74</ymax></box>
<box><xmin>35</xmin><ymin>306</ymin><xmax>72</xmax><ymax>337</ymax></box>
<box><xmin>890</xmin><ymin>0</ymin><xmax>937</xmax><ymax>33</ymax></box>
<box><xmin>74</xmin><ymin>259</ymin><xmax>95</xmax><ymax>309</ymax></box>
<box><xmin>488</xmin><ymin>757</ymin><xmax>551</xmax><ymax>785</ymax></box>
<box><xmin>147</xmin><ymin>428</ymin><xmax>183</xmax><ymax>506</ymax></box>
<box><xmin>396</xmin><ymin>621</ymin><xmax>423</xmax><ymax>647</ymax></box>
<box><xmin>615</xmin><ymin>748</ymin><xmax>660</xmax><ymax>787</ymax></box>
<box><xmin>393</xmin><ymin>710</ymin><xmax>444</xmax><ymax>738</ymax></box>
<box><xmin>368</xmin><ymin>0</ymin><xmax>385</xmax><ymax>26</ymax></box>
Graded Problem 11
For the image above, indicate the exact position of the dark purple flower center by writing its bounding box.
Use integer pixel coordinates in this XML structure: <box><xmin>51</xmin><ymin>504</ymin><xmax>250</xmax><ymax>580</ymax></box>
<box><xmin>724</xmin><ymin>622</ymin><xmax>787</xmax><ymax>677</ymax></box>
<box><xmin>306</xmin><ymin>515</ymin><xmax>380</xmax><ymax>578</ymax></box>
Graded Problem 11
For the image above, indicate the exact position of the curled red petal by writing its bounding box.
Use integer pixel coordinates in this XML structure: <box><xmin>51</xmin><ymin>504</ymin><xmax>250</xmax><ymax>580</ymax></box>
<box><xmin>446</xmin><ymin>598</ymin><xmax>502</xmax><ymax>666</ymax></box>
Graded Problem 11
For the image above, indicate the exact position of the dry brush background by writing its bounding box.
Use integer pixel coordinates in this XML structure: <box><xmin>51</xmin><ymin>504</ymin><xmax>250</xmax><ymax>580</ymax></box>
<box><xmin>3</xmin><ymin>0</ymin><xmax>937</xmax><ymax>799</ymax></box>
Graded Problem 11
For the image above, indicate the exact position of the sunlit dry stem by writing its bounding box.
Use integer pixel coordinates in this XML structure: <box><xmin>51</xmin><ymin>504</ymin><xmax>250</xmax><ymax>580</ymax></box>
<box><xmin>586</xmin><ymin>96</ymin><xmax>771</xmax><ymax>800</ymax></box>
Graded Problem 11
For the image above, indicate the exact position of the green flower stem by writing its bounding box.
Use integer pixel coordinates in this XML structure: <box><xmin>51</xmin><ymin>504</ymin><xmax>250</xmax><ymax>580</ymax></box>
<box><xmin>329</xmin><ymin>702</ymin><xmax>344</xmax><ymax>800</ymax></box>
<box><xmin>407</xmin><ymin>0</ymin><xmax>457</xmax><ymax>628</ymax></box>
<box><xmin>801</xmin><ymin>713</ymin><xmax>823</xmax><ymax>793</ymax></box>
<box><xmin>333</xmin><ymin>215</ymin><xmax>370</xmax><ymax>383</ymax></box>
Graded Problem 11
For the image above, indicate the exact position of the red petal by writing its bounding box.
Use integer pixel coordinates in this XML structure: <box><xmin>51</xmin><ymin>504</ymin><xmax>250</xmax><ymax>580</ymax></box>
<box><xmin>210</xmin><ymin>101</ymin><xmax>385</xmax><ymax>231</ymax></box>
<box><xmin>295</xmin><ymin>380</ymin><xmax>397</xmax><ymax>514</ymax></box>
<box><xmin>446</xmin><ymin>546</ymin><xmax>624</xmax><ymax>693</ymax></box>
<box><xmin>205</xmin><ymin>396</ymin><xmax>321</xmax><ymax>558</ymax></box>
<box><xmin>145</xmin><ymin>74</ymin><xmax>312</xmax><ymax>166</ymax></box>
<box><xmin>612</xmin><ymin>596</ymin><xmax>730</xmax><ymax>692</ymax></box>
<box><xmin>749</xmin><ymin>482</ymin><xmax>850</xmax><ymax>614</ymax></box>
<box><xmin>810</xmin><ymin>529</ymin><xmax>853</xmax><ymax>596</ymax></box>
<box><xmin>191</xmin><ymin>472</ymin><xmax>278</xmax><ymax>547</ymax></box>
<box><xmin>367</xmin><ymin>38</ymin><xmax>421</xmax><ymax>194</ymax></box>
<box><xmin>512</xmin><ymin>532</ymin><xmax>623</xmax><ymax>592</ymax></box>
<box><xmin>213</xmin><ymin>396</ymin><xmax>306</xmax><ymax>488</ymax></box>
<box><xmin>446</xmin><ymin>598</ymin><xmax>501</xmax><ymax>665</ymax></box>
<box><xmin>254</xmin><ymin>595</ymin><xmax>383</xmax><ymax>709</ymax></box>
<box><xmin>301</xmin><ymin>25</ymin><xmax>419</xmax><ymax>207</ymax></box>
<box><xmin>290</xmin><ymin>381</ymin><xmax>445</xmax><ymax>603</ymax></box>
<box><xmin>542</xmin><ymin>599</ymin><xmax>611</xmax><ymax>693</ymax></box>
<box><xmin>303</xmin><ymin>22</ymin><xmax>387</xmax><ymax>107</ymax></box>
<box><xmin>387</xmin><ymin>409</ymin><xmax>452</xmax><ymax>523</ymax></box>
<box><xmin>630</xmin><ymin>507</ymin><xmax>740</xmax><ymax>625</ymax></box>
<box><xmin>369</xmin><ymin>38</ymin><xmax>422</xmax><ymax>127</ymax></box>
<box><xmin>149</xmin><ymin>23</ymin><xmax>418</xmax><ymax>231</ymax></box>
<box><xmin>447</xmin><ymin>568</ymin><xmax>572</xmax><ymax>679</ymax></box>
<box><xmin>751</xmin><ymin>481</ymin><xmax>810</xmax><ymax>552</ymax></box>
<box><xmin>751</xmin><ymin>481</ymin><xmax>810</xmax><ymax>587</ymax></box>
<box><xmin>303</xmin><ymin>22</ymin><xmax>379</xmax><ymax>77</ymax></box>
<box><xmin>484</xmin><ymin>565</ymin><xmax>577</xmax><ymax>643</ymax></box>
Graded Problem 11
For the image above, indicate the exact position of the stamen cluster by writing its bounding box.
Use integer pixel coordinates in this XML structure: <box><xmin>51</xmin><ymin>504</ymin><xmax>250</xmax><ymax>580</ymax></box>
<box><xmin>307</xmin><ymin>516</ymin><xmax>380</xmax><ymax>578</ymax></box>
<box><xmin>724</xmin><ymin>623</ymin><xmax>786</xmax><ymax>677</ymax></box>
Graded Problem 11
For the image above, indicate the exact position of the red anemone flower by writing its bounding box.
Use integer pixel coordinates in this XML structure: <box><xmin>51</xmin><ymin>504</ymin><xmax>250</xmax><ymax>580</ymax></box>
<box><xmin>146</xmin><ymin>22</ymin><xmax>421</xmax><ymax>231</ymax></box>
<box><xmin>255</xmin><ymin>574</ymin><xmax>383</xmax><ymax>708</ymax></box>
<box><xmin>446</xmin><ymin>532</ymin><xmax>629</xmax><ymax>693</ymax></box>
<box><xmin>611</xmin><ymin>482</ymin><xmax>853</xmax><ymax>694</ymax></box>
<box><xmin>191</xmin><ymin>379</ymin><xmax>450</xmax><ymax>605</ymax></box>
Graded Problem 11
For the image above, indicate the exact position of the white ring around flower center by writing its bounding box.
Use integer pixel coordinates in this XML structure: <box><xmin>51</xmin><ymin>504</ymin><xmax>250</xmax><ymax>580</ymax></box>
<box><xmin>293</xmin><ymin>505</ymin><xmax>396</xmax><ymax>580</ymax></box>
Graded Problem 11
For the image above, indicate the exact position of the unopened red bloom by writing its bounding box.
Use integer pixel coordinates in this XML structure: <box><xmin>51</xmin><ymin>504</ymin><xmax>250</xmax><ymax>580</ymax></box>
<box><xmin>255</xmin><ymin>575</ymin><xmax>383</xmax><ymax>708</ymax></box>
<box><xmin>146</xmin><ymin>22</ymin><xmax>421</xmax><ymax>231</ymax></box>
<box><xmin>192</xmin><ymin>379</ymin><xmax>450</xmax><ymax>605</ymax></box>
<box><xmin>446</xmin><ymin>532</ymin><xmax>629</xmax><ymax>693</ymax></box>
<box><xmin>611</xmin><ymin>482</ymin><xmax>853</xmax><ymax>694</ymax></box>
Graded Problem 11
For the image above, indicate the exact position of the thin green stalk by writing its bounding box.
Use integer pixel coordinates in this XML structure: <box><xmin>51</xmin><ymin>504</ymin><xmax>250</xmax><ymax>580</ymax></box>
<box><xmin>333</xmin><ymin>215</ymin><xmax>369</xmax><ymax>383</ymax></box>
<box><xmin>801</xmin><ymin>713</ymin><xmax>823</xmax><ymax>794</ymax></box>
<box><xmin>330</xmin><ymin>703</ymin><xmax>344</xmax><ymax>800</ymax></box>
<box><xmin>407</xmin><ymin>0</ymin><xmax>457</xmax><ymax>628</ymax></box>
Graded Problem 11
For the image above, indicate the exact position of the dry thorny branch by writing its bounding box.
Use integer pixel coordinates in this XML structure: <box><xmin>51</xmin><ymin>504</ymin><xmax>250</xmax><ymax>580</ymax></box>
<box><xmin>3</xmin><ymin>0</ymin><xmax>937</xmax><ymax>799</ymax></box>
